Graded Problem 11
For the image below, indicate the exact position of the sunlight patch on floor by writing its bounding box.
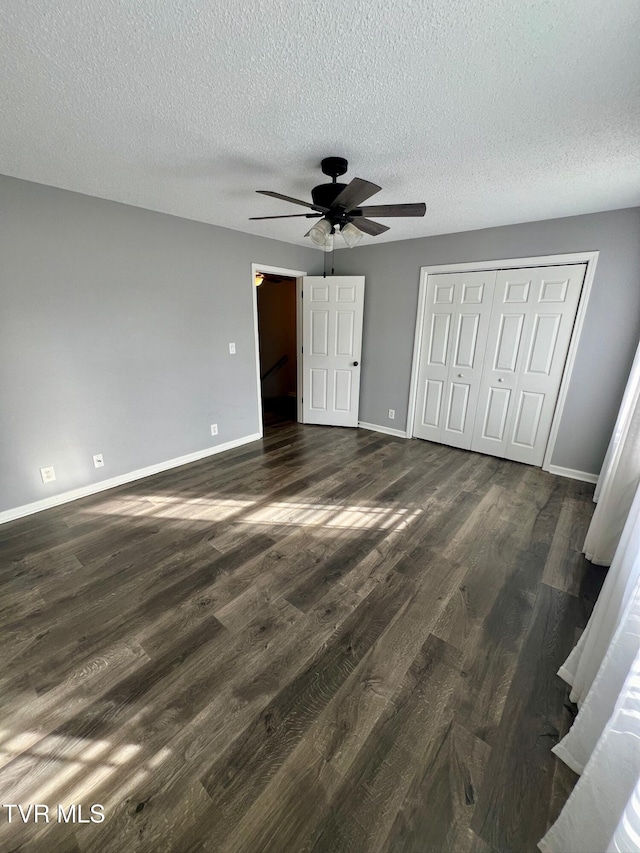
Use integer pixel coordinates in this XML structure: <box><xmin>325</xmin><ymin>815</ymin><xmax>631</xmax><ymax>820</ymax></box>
<box><xmin>0</xmin><ymin>730</ymin><xmax>176</xmax><ymax>843</ymax></box>
<box><xmin>0</xmin><ymin>731</ymin><xmax>144</xmax><ymax>806</ymax></box>
<box><xmin>85</xmin><ymin>495</ymin><xmax>423</xmax><ymax>531</ymax></box>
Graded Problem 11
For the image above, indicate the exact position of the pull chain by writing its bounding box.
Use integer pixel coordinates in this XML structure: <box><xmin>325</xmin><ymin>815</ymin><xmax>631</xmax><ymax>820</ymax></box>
<box><xmin>323</xmin><ymin>240</ymin><xmax>336</xmax><ymax>277</ymax></box>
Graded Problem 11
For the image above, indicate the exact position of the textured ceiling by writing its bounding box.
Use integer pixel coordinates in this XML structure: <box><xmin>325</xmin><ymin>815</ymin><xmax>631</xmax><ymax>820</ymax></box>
<box><xmin>2</xmin><ymin>0</ymin><xmax>639</xmax><ymax>248</ymax></box>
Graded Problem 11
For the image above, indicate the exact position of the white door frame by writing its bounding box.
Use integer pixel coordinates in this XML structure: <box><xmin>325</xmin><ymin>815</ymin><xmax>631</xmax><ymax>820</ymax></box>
<box><xmin>251</xmin><ymin>263</ymin><xmax>307</xmax><ymax>437</ymax></box>
<box><xmin>406</xmin><ymin>251</ymin><xmax>599</xmax><ymax>472</ymax></box>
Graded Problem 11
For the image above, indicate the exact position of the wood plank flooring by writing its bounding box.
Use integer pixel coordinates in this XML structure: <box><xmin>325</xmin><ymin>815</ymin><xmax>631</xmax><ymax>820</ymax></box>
<box><xmin>0</xmin><ymin>423</ymin><xmax>604</xmax><ymax>852</ymax></box>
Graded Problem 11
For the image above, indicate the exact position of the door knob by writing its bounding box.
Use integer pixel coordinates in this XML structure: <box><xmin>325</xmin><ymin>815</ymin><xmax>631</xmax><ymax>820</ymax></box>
<box><xmin>498</xmin><ymin>377</ymin><xmax>504</xmax><ymax>382</ymax></box>
<box><xmin>353</xmin><ymin>361</ymin><xmax>359</xmax><ymax>366</ymax></box>
<box><xmin>458</xmin><ymin>373</ymin><xmax>463</xmax><ymax>377</ymax></box>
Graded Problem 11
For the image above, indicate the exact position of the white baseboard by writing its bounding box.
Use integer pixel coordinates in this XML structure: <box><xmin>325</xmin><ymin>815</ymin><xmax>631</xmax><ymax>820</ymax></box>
<box><xmin>358</xmin><ymin>421</ymin><xmax>408</xmax><ymax>439</ymax></box>
<box><xmin>546</xmin><ymin>464</ymin><xmax>599</xmax><ymax>484</ymax></box>
<box><xmin>0</xmin><ymin>433</ymin><xmax>262</xmax><ymax>525</ymax></box>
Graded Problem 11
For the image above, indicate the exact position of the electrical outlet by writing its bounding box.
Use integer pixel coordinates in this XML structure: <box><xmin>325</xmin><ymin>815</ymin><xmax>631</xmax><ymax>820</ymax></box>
<box><xmin>211</xmin><ymin>424</ymin><xmax>218</xmax><ymax>436</ymax></box>
<box><xmin>40</xmin><ymin>466</ymin><xmax>56</xmax><ymax>483</ymax></box>
<box><xmin>229</xmin><ymin>342</ymin><xmax>236</xmax><ymax>354</ymax></box>
<box><xmin>388</xmin><ymin>409</ymin><xmax>395</xmax><ymax>420</ymax></box>
<box><xmin>93</xmin><ymin>454</ymin><xmax>104</xmax><ymax>468</ymax></box>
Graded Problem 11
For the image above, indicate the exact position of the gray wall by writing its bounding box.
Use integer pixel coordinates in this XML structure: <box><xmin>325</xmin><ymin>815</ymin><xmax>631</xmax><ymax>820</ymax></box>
<box><xmin>0</xmin><ymin>176</ymin><xmax>319</xmax><ymax>512</ymax></box>
<box><xmin>336</xmin><ymin>208</ymin><xmax>640</xmax><ymax>475</ymax></box>
<box><xmin>2</xmin><ymin>174</ymin><xmax>639</xmax><ymax>515</ymax></box>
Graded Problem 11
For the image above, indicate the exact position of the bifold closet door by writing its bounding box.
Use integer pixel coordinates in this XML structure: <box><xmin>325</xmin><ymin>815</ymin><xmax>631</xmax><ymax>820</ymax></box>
<box><xmin>413</xmin><ymin>270</ymin><xmax>497</xmax><ymax>448</ymax></box>
<box><xmin>471</xmin><ymin>264</ymin><xmax>586</xmax><ymax>466</ymax></box>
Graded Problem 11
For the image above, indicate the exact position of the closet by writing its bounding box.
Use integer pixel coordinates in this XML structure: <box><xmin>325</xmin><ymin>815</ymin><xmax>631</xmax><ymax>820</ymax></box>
<box><xmin>412</xmin><ymin>263</ymin><xmax>587</xmax><ymax>466</ymax></box>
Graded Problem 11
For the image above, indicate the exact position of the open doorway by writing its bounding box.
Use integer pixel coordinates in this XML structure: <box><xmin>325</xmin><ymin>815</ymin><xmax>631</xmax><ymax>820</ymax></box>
<box><xmin>257</xmin><ymin>272</ymin><xmax>297</xmax><ymax>426</ymax></box>
<box><xmin>252</xmin><ymin>264</ymin><xmax>305</xmax><ymax>431</ymax></box>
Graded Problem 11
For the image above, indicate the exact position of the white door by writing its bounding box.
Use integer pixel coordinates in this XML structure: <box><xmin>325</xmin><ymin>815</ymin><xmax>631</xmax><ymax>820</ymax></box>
<box><xmin>472</xmin><ymin>264</ymin><xmax>586</xmax><ymax>465</ymax></box>
<box><xmin>302</xmin><ymin>276</ymin><xmax>365</xmax><ymax>427</ymax></box>
<box><xmin>413</xmin><ymin>270</ymin><xmax>497</xmax><ymax>448</ymax></box>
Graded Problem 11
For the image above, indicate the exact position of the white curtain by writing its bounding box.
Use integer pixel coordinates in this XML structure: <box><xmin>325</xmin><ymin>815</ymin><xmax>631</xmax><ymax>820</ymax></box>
<box><xmin>539</xmin><ymin>484</ymin><xmax>640</xmax><ymax>853</ymax></box>
<box><xmin>584</xmin><ymin>340</ymin><xmax>640</xmax><ymax>566</ymax></box>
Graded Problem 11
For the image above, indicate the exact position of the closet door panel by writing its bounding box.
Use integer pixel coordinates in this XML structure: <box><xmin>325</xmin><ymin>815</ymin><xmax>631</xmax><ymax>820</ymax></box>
<box><xmin>479</xmin><ymin>385</ymin><xmax>512</xmax><ymax>442</ymax></box>
<box><xmin>413</xmin><ymin>271</ymin><xmax>496</xmax><ymax>448</ymax></box>
<box><xmin>471</xmin><ymin>264</ymin><xmax>586</xmax><ymax>465</ymax></box>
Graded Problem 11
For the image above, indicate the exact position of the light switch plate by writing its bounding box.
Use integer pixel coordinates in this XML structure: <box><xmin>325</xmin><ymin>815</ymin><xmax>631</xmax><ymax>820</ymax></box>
<box><xmin>229</xmin><ymin>342</ymin><xmax>236</xmax><ymax>354</ymax></box>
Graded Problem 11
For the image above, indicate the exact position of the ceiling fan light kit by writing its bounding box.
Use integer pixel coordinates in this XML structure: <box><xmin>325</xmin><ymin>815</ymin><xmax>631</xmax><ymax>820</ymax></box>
<box><xmin>249</xmin><ymin>157</ymin><xmax>426</xmax><ymax>252</ymax></box>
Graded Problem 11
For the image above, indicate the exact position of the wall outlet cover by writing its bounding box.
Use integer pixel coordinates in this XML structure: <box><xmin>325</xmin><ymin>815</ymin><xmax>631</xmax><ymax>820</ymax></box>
<box><xmin>40</xmin><ymin>466</ymin><xmax>56</xmax><ymax>483</ymax></box>
<box><xmin>211</xmin><ymin>424</ymin><xmax>218</xmax><ymax>436</ymax></box>
<box><xmin>93</xmin><ymin>454</ymin><xmax>104</xmax><ymax>468</ymax></box>
<box><xmin>388</xmin><ymin>409</ymin><xmax>396</xmax><ymax>420</ymax></box>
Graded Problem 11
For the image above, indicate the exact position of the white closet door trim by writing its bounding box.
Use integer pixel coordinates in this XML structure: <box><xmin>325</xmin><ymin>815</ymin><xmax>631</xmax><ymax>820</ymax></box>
<box><xmin>407</xmin><ymin>251</ymin><xmax>599</xmax><ymax>475</ymax></box>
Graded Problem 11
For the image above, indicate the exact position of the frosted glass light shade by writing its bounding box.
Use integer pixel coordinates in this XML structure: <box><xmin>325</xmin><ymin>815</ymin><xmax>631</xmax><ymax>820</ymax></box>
<box><xmin>341</xmin><ymin>222</ymin><xmax>363</xmax><ymax>248</ymax></box>
<box><xmin>309</xmin><ymin>219</ymin><xmax>333</xmax><ymax>251</ymax></box>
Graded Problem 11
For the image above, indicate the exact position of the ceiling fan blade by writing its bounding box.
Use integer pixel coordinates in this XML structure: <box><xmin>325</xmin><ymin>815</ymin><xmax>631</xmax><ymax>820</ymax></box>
<box><xmin>249</xmin><ymin>213</ymin><xmax>322</xmax><ymax>220</ymax></box>
<box><xmin>331</xmin><ymin>178</ymin><xmax>382</xmax><ymax>211</ymax></box>
<box><xmin>355</xmin><ymin>203</ymin><xmax>426</xmax><ymax>218</ymax></box>
<box><xmin>353</xmin><ymin>218</ymin><xmax>390</xmax><ymax>236</ymax></box>
<box><xmin>256</xmin><ymin>190</ymin><xmax>328</xmax><ymax>213</ymax></box>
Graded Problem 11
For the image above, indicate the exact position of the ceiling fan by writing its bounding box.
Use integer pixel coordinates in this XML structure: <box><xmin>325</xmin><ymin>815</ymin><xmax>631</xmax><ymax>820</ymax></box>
<box><xmin>249</xmin><ymin>157</ymin><xmax>426</xmax><ymax>251</ymax></box>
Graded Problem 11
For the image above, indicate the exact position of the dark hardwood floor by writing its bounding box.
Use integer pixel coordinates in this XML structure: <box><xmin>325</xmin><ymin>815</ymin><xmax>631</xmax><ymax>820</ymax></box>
<box><xmin>0</xmin><ymin>424</ymin><xmax>604</xmax><ymax>852</ymax></box>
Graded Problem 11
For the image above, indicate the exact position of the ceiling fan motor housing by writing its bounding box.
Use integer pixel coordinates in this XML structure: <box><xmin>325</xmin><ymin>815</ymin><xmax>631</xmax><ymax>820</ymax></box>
<box><xmin>311</xmin><ymin>182</ymin><xmax>348</xmax><ymax>210</ymax></box>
